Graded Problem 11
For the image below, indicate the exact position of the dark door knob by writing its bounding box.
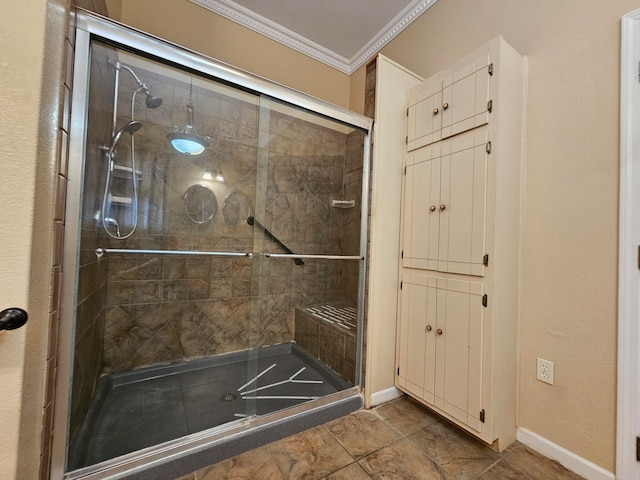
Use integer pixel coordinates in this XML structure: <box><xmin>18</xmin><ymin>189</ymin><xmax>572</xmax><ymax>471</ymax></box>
<box><xmin>0</xmin><ymin>308</ymin><xmax>28</xmax><ymax>331</ymax></box>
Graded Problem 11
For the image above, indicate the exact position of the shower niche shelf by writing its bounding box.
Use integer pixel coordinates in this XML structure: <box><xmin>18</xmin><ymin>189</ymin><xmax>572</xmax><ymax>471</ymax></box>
<box><xmin>108</xmin><ymin>194</ymin><xmax>133</xmax><ymax>205</ymax></box>
<box><xmin>112</xmin><ymin>164</ymin><xmax>142</xmax><ymax>180</ymax></box>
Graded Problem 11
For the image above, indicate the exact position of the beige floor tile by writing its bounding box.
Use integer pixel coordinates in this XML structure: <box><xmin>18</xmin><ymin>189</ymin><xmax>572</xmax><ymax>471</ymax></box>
<box><xmin>374</xmin><ymin>396</ymin><xmax>440</xmax><ymax>434</ymax></box>
<box><xmin>358</xmin><ymin>437</ymin><xmax>445</xmax><ymax>480</ymax></box>
<box><xmin>195</xmin><ymin>448</ymin><xmax>285</xmax><ymax>480</ymax></box>
<box><xmin>407</xmin><ymin>419</ymin><xmax>501</xmax><ymax>479</ymax></box>
<box><xmin>475</xmin><ymin>459</ymin><xmax>530</xmax><ymax>479</ymax></box>
<box><xmin>267</xmin><ymin>425</ymin><xmax>354</xmax><ymax>480</ymax></box>
<box><xmin>322</xmin><ymin>462</ymin><xmax>371</xmax><ymax>480</ymax></box>
<box><xmin>325</xmin><ymin>410</ymin><xmax>401</xmax><ymax>459</ymax></box>
<box><xmin>496</xmin><ymin>444</ymin><xmax>585</xmax><ymax>480</ymax></box>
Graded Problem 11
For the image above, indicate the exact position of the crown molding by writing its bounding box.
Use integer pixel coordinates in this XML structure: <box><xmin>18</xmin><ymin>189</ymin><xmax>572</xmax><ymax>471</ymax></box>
<box><xmin>189</xmin><ymin>0</ymin><xmax>438</xmax><ymax>74</ymax></box>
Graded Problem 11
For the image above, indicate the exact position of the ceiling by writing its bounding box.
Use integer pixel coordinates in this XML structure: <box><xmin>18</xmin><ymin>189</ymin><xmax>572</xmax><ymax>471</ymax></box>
<box><xmin>189</xmin><ymin>0</ymin><xmax>438</xmax><ymax>74</ymax></box>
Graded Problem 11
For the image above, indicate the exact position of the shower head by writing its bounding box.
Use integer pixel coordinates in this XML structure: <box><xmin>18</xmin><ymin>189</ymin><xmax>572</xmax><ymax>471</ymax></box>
<box><xmin>143</xmin><ymin>91</ymin><xmax>163</xmax><ymax>109</ymax></box>
<box><xmin>114</xmin><ymin>62</ymin><xmax>164</xmax><ymax>109</ymax></box>
<box><xmin>107</xmin><ymin>120</ymin><xmax>142</xmax><ymax>157</ymax></box>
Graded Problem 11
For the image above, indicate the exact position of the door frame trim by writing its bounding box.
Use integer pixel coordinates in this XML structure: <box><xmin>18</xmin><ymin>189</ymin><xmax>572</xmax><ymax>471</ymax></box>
<box><xmin>617</xmin><ymin>8</ymin><xmax>640</xmax><ymax>479</ymax></box>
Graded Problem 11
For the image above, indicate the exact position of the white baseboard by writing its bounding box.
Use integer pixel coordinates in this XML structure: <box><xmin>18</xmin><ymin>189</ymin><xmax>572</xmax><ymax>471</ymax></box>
<box><xmin>369</xmin><ymin>386</ymin><xmax>403</xmax><ymax>406</ymax></box>
<box><xmin>517</xmin><ymin>427</ymin><xmax>615</xmax><ymax>480</ymax></box>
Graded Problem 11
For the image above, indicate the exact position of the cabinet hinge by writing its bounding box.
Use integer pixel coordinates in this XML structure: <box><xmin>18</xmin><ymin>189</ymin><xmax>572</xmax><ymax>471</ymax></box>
<box><xmin>482</xmin><ymin>294</ymin><xmax>488</xmax><ymax>307</ymax></box>
<box><xmin>405</xmin><ymin>135</ymin><xmax>408</xmax><ymax>145</ymax></box>
<box><xmin>488</xmin><ymin>63</ymin><xmax>494</xmax><ymax>76</ymax></box>
<box><xmin>406</xmin><ymin>107</ymin><xmax>409</xmax><ymax>117</ymax></box>
<box><xmin>487</xmin><ymin>99</ymin><xmax>493</xmax><ymax>113</ymax></box>
<box><xmin>480</xmin><ymin>409</ymin><xmax>485</xmax><ymax>423</ymax></box>
<box><xmin>483</xmin><ymin>254</ymin><xmax>489</xmax><ymax>266</ymax></box>
<box><xmin>636</xmin><ymin>436</ymin><xmax>640</xmax><ymax>461</ymax></box>
<box><xmin>400</xmin><ymin>281</ymin><xmax>403</xmax><ymax>290</ymax></box>
<box><xmin>486</xmin><ymin>141</ymin><xmax>492</xmax><ymax>154</ymax></box>
<box><xmin>401</xmin><ymin>250</ymin><xmax>404</xmax><ymax>259</ymax></box>
<box><xmin>404</xmin><ymin>165</ymin><xmax>407</xmax><ymax>175</ymax></box>
<box><xmin>398</xmin><ymin>367</ymin><xmax>400</xmax><ymax>375</ymax></box>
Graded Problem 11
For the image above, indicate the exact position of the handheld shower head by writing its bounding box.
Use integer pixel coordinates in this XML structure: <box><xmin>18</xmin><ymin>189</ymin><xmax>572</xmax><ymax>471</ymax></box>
<box><xmin>107</xmin><ymin>120</ymin><xmax>142</xmax><ymax>157</ymax></box>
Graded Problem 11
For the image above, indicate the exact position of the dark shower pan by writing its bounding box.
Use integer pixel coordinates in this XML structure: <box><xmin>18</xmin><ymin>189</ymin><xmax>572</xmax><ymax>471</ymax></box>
<box><xmin>69</xmin><ymin>342</ymin><xmax>352</xmax><ymax>470</ymax></box>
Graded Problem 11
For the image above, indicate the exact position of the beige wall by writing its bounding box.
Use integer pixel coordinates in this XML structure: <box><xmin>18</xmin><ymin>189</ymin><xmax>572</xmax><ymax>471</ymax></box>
<box><xmin>115</xmin><ymin>0</ymin><xmax>351</xmax><ymax>109</ymax></box>
<box><xmin>349</xmin><ymin>0</ymin><xmax>632</xmax><ymax>471</ymax></box>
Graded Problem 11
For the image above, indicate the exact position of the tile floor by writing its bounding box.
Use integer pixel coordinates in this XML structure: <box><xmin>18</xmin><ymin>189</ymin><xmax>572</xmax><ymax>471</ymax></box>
<box><xmin>174</xmin><ymin>396</ymin><xmax>585</xmax><ymax>480</ymax></box>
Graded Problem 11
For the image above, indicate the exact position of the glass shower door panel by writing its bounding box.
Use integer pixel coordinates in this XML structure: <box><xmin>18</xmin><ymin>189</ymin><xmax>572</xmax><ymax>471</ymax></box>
<box><xmin>66</xmin><ymin>40</ymin><xmax>261</xmax><ymax>472</ymax></box>
<box><xmin>247</xmin><ymin>96</ymin><xmax>366</xmax><ymax>418</ymax></box>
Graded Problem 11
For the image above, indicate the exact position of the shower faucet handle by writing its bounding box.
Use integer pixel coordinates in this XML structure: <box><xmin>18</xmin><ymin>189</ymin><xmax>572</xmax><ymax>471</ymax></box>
<box><xmin>0</xmin><ymin>308</ymin><xmax>28</xmax><ymax>331</ymax></box>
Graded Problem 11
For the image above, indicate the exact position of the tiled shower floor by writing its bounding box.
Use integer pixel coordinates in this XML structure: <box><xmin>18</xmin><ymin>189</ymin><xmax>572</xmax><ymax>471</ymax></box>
<box><xmin>70</xmin><ymin>343</ymin><xmax>351</xmax><ymax>470</ymax></box>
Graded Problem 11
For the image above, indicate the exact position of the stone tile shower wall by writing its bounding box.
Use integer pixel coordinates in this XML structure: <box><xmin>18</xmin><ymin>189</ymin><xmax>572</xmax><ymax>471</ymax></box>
<box><xmin>70</xmin><ymin>42</ymin><xmax>113</xmax><ymax>446</ymax></box>
<box><xmin>100</xmin><ymin>65</ymin><xmax>360</xmax><ymax>373</ymax></box>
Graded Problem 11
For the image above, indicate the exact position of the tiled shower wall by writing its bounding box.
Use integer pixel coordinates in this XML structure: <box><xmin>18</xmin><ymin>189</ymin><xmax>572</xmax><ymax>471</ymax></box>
<box><xmin>69</xmin><ymin>41</ymin><xmax>113</xmax><ymax>446</ymax></box>
<box><xmin>71</xmin><ymin>55</ymin><xmax>364</xmax><ymax>375</ymax></box>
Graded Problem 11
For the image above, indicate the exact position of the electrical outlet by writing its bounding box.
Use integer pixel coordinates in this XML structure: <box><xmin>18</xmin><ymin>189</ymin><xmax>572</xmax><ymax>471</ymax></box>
<box><xmin>536</xmin><ymin>357</ymin><xmax>554</xmax><ymax>385</ymax></box>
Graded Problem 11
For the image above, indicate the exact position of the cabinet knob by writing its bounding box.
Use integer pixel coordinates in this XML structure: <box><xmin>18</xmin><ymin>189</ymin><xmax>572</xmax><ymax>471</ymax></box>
<box><xmin>429</xmin><ymin>205</ymin><xmax>436</xmax><ymax>212</ymax></box>
<box><xmin>426</xmin><ymin>325</ymin><xmax>432</xmax><ymax>331</ymax></box>
<box><xmin>436</xmin><ymin>328</ymin><xmax>443</xmax><ymax>335</ymax></box>
<box><xmin>439</xmin><ymin>204</ymin><xmax>446</xmax><ymax>211</ymax></box>
<box><xmin>433</xmin><ymin>107</ymin><xmax>439</xmax><ymax>115</ymax></box>
<box><xmin>443</xmin><ymin>102</ymin><xmax>449</xmax><ymax>110</ymax></box>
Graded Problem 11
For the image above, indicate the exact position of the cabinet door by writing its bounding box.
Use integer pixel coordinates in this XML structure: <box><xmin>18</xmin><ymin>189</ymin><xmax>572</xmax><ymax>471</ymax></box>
<box><xmin>404</xmin><ymin>129</ymin><xmax>488</xmax><ymax>276</ymax></box>
<box><xmin>438</xmin><ymin>129</ymin><xmax>488</xmax><ymax>276</ymax></box>
<box><xmin>433</xmin><ymin>278</ymin><xmax>484</xmax><ymax>432</ymax></box>
<box><xmin>407</xmin><ymin>79</ymin><xmax>442</xmax><ymax>151</ymax></box>
<box><xmin>397</xmin><ymin>274</ymin><xmax>437</xmax><ymax>400</ymax></box>
<box><xmin>441</xmin><ymin>54</ymin><xmax>491</xmax><ymax>139</ymax></box>
<box><xmin>402</xmin><ymin>146</ymin><xmax>441</xmax><ymax>270</ymax></box>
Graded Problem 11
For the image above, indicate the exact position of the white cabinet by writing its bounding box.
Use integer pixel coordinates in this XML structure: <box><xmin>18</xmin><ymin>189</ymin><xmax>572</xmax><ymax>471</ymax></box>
<box><xmin>407</xmin><ymin>52</ymin><xmax>491</xmax><ymax>151</ymax></box>
<box><xmin>397</xmin><ymin>274</ymin><xmax>484</xmax><ymax>431</ymax></box>
<box><xmin>396</xmin><ymin>36</ymin><xmax>526</xmax><ymax>451</ymax></box>
<box><xmin>402</xmin><ymin>128</ymin><xmax>488</xmax><ymax>276</ymax></box>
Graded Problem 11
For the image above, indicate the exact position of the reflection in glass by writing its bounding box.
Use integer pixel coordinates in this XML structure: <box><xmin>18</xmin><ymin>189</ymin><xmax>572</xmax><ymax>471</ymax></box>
<box><xmin>183</xmin><ymin>184</ymin><xmax>217</xmax><ymax>224</ymax></box>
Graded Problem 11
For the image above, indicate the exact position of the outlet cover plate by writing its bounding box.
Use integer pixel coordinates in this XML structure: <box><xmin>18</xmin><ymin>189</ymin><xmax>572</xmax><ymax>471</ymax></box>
<box><xmin>536</xmin><ymin>357</ymin><xmax>554</xmax><ymax>385</ymax></box>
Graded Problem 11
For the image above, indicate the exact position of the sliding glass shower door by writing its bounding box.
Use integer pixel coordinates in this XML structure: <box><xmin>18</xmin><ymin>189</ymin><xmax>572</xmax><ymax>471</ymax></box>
<box><xmin>56</xmin><ymin>11</ymin><xmax>371</xmax><ymax>479</ymax></box>
<box><xmin>241</xmin><ymin>95</ymin><xmax>368</xmax><ymax>421</ymax></box>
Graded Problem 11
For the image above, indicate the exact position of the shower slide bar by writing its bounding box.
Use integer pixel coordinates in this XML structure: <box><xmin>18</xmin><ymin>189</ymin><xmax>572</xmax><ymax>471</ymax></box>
<box><xmin>264</xmin><ymin>253</ymin><xmax>363</xmax><ymax>261</ymax></box>
<box><xmin>94</xmin><ymin>248</ymin><xmax>253</xmax><ymax>258</ymax></box>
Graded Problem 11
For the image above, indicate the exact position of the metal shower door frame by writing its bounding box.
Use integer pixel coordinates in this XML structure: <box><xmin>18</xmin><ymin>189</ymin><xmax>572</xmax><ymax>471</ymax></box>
<box><xmin>53</xmin><ymin>9</ymin><xmax>372</xmax><ymax>479</ymax></box>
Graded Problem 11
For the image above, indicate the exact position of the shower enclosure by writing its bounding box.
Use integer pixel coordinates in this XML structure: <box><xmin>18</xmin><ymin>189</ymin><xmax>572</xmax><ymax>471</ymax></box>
<box><xmin>53</xmin><ymin>11</ymin><xmax>371</xmax><ymax>480</ymax></box>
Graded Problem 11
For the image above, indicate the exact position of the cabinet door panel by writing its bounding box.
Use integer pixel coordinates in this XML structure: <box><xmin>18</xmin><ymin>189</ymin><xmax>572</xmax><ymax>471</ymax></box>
<box><xmin>439</xmin><ymin>130</ymin><xmax>488</xmax><ymax>276</ymax></box>
<box><xmin>403</xmin><ymin>149</ymin><xmax>441</xmax><ymax>270</ymax></box>
<box><xmin>423</xmin><ymin>283</ymin><xmax>437</xmax><ymax>404</ymax></box>
<box><xmin>408</xmin><ymin>90</ymin><xmax>442</xmax><ymax>150</ymax></box>
<box><xmin>441</xmin><ymin>61</ymin><xmax>490</xmax><ymax>140</ymax></box>
<box><xmin>439</xmin><ymin>280</ymin><xmax>484</xmax><ymax>432</ymax></box>
<box><xmin>398</xmin><ymin>279</ymin><xmax>428</xmax><ymax>397</ymax></box>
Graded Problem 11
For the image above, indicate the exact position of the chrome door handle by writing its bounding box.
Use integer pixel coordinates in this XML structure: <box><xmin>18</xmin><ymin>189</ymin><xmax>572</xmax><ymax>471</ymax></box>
<box><xmin>0</xmin><ymin>308</ymin><xmax>28</xmax><ymax>331</ymax></box>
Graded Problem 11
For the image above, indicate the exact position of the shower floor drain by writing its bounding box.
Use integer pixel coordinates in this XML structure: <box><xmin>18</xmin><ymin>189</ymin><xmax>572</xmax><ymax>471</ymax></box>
<box><xmin>221</xmin><ymin>393</ymin><xmax>237</xmax><ymax>402</ymax></box>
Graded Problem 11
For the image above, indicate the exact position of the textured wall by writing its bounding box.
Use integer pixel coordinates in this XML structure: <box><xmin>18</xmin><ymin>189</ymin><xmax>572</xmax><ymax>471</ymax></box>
<box><xmin>115</xmin><ymin>0</ymin><xmax>351</xmax><ymax>109</ymax></box>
